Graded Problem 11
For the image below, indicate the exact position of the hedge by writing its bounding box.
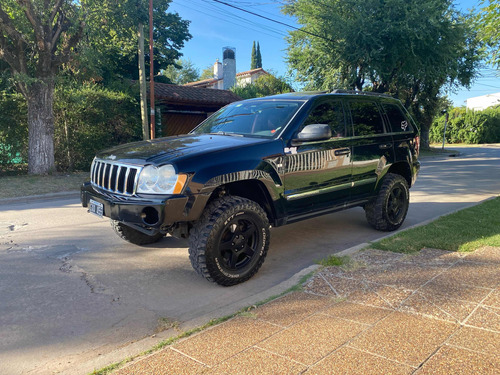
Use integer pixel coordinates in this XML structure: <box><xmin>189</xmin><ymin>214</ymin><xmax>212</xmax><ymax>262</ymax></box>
<box><xmin>0</xmin><ymin>85</ymin><xmax>142</xmax><ymax>172</ymax></box>
<box><xmin>430</xmin><ymin>106</ymin><xmax>500</xmax><ymax>144</ymax></box>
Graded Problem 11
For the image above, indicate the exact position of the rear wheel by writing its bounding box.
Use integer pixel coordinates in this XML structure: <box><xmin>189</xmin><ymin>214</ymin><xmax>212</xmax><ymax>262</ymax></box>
<box><xmin>365</xmin><ymin>173</ymin><xmax>409</xmax><ymax>231</ymax></box>
<box><xmin>189</xmin><ymin>195</ymin><xmax>270</xmax><ymax>286</ymax></box>
<box><xmin>111</xmin><ymin>220</ymin><xmax>164</xmax><ymax>245</ymax></box>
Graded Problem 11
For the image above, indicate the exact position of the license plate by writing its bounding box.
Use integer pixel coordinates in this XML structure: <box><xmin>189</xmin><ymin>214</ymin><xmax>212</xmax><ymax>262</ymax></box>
<box><xmin>89</xmin><ymin>199</ymin><xmax>104</xmax><ymax>218</ymax></box>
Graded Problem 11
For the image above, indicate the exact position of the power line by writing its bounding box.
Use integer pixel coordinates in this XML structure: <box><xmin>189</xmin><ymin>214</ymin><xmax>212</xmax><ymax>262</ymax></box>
<box><xmin>211</xmin><ymin>0</ymin><xmax>335</xmax><ymax>43</ymax></box>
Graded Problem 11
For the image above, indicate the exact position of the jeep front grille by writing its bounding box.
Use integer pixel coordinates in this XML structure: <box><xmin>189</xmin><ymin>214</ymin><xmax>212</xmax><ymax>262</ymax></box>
<box><xmin>90</xmin><ymin>159</ymin><xmax>142</xmax><ymax>196</ymax></box>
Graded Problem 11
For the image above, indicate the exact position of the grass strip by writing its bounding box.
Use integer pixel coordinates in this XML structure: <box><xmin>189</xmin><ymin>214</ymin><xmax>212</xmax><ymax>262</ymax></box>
<box><xmin>372</xmin><ymin>197</ymin><xmax>500</xmax><ymax>253</ymax></box>
<box><xmin>0</xmin><ymin>172</ymin><xmax>88</xmax><ymax>199</ymax></box>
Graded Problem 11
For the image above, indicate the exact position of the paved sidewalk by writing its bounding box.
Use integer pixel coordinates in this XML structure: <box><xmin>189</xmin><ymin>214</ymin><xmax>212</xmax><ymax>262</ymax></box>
<box><xmin>114</xmin><ymin>247</ymin><xmax>499</xmax><ymax>374</ymax></box>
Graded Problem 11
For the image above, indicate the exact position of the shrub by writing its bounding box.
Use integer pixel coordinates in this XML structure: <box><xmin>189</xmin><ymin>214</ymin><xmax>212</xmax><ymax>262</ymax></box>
<box><xmin>54</xmin><ymin>85</ymin><xmax>142</xmax><ymax>171</ymax></box>
<box><xmin>0</xmin><ymin>91</ymin><xmax>28</xmax><ymax>167</ymax></box>
<box><xmin>430</xmin><ymin>105</ymin><xmax>500</xmax><ymax>144</ymax></box>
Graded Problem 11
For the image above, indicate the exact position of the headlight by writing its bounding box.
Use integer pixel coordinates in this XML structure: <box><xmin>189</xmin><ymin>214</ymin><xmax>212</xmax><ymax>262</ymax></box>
<box><xmin>137</xmin><ymin>164</ymin><xmax>187</xmax><ymax>194</ymax></box>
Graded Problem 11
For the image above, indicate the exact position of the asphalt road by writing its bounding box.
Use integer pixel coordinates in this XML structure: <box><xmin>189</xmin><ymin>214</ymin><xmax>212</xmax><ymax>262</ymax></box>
<box><xmin>1</xmin><ymin>146</ymin><xmax>499</xmax><ymax>375</ymax></box>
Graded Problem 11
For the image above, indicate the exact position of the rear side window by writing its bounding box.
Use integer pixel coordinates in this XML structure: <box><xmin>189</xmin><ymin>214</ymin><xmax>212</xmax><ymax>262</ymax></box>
<box><xmin>383</xmin><ymin>103</ymin><xmax>412</xmax><ymax>133</ymax></box>
<box><xmin>349</xmin><ymin>101</ymin><xmax>385</xmax><ymax>136</ymax></box>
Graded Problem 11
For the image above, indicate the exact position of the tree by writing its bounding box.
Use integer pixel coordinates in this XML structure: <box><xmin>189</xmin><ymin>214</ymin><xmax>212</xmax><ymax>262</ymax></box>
<box><xmin>283</xmin><ymin>0</ymin><xmax>481</xmax><ymax>149</ymax></box>
<box><xmin>231</xmin><ymin>73</ymin><xmax>293</xmax><ymax>99</ymax></box>
<box><xmin>0</xmin><ymin>0</ymin><xmax>85</xmax><ymax>174</ymax></box>
<box><xmin>476</xmin><ymin>0</ymin><xmax>500</xmax><ymax>69</ymax></box>
<box><xmin>200</xmin><ymin>65</ymin><xmax>214</xmax><ymax>80</ymax></box>
<box><xmin>251</xmin><ymin>41</ymin><xmax>257</xmax><ymax>70</ymax></box>
<box><xmin>256</xmin><ymin>41</ymin><xmax>262</xmax><ymax>68</ymax></box>
<box><xmin>162</xmin><ymin>58</ymin><xmax>200</xmax><ymax>84</ymax></box>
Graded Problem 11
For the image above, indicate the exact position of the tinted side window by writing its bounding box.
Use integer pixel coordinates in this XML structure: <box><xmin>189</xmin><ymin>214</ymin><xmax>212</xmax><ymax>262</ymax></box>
<box><xmin>383</xmin><ymin>103</ymin><xmax>412</xmax><ymax>133</ymax></box>
<box><xmin>349</xmin><ymin>101</ymin><xmax>385</xmax><ymax>136</ymax></box>
<box><xmin>302</xmin><ymin>100</ymin><xmax>345</xmax><ymax>137</ymax></box>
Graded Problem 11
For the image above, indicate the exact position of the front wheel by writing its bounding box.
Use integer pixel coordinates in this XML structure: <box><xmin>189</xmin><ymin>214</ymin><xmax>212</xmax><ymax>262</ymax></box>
<box><xmin>111</xmin><ymin>220</ymin><xmax>164</xmax><ymax>245</ymax></box>
<box><xmin>365</xmin><ymin>173</ymin><xmax>409</xmax><ymax>231</ymax></box>
<box><xmin>189</xmin><ymin>196</ymin><xmax>270</xmax><ymax>286</ymax></box>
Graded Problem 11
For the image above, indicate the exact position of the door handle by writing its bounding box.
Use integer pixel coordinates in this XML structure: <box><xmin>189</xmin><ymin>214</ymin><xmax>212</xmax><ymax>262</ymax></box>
<box><xmin>334</xmin><ymin>148</ymin><xmax>350</xmax><ymax>156</ymax></box>
<box><xmin>379</xmin><ymin>143</ymin><xmax>392</xmax><ymax>150</ymax></box>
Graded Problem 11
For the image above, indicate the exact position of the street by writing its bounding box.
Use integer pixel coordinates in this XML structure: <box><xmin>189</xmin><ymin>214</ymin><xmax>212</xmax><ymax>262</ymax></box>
<box><xmin>1</xmin><ymin>146</ymin><xmax>499</xmax><ymax>375</ymax></box>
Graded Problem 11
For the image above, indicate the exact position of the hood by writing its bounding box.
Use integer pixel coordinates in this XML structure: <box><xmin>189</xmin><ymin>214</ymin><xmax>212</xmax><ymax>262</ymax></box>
<box><xmin>95</xmin><ymin>134</ymin><xmax>270</xmax><ymax>165</ymax></box>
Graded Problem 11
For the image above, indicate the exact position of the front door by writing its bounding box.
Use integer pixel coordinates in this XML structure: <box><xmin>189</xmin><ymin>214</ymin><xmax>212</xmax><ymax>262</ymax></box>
<box><xmin>283</xmin><ymin>98</ymin><xmax>353</xmax><ymax>217</ymax></box>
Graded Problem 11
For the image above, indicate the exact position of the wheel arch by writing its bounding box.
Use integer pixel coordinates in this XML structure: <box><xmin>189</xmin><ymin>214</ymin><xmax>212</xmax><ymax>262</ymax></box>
<box><xmin>386</xmin><ymin>161</ymin><xmax>412</xmax><ymax>188</ymax></box>
<box><xmin>208</xmin><ymin>179</ymin><xmax>278</xmax><ymax>226</ymax></box>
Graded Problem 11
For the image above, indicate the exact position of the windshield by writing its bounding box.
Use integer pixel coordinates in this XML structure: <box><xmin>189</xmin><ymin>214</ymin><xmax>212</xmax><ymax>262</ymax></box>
<box><xmin>191</xmin><ymin>100</ymin><xmax>302</xmax><ymax>138</ymax></box>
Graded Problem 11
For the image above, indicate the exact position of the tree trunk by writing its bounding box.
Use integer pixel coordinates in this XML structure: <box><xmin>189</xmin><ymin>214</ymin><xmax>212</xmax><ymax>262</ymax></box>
<box><xmin>138</xmin><ymin>23</ymin><xmax>150</xmax><ymax>141</ymax></box>
<box><xmin>27</xmin><ymin>79</ymin><xmax>56</xmax><ymax>174</ymax></box>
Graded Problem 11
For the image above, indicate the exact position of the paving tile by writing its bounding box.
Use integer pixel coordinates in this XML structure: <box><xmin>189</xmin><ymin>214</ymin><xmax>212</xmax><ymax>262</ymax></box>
<box><xmin>416</xmin><ymin>345</ymin><xmax>500</xmax><ymax>374</ymax></box>
<box><xmin>441</xmin><ymin>262</ymin><xmax>500</xmax><ymax>288</ymax></box>
<box><xmin>348</xmin><ymin>284</ymin><xmax>413</xmax><ymax>309</ymax></box>
<box><xmin>323</xmin><ymin>301</ymin><xmax>392</xmax><ymax>325</ymax></box>
<box><xmin>356</xmin><ymin>264</ymin><xmax>443</xmax><ymax>290</ymax></box>
<box><xmin>116</xmin><ymin>348</ymin><xmax>206</xmax><ymax>375</ymax></box>
<box><xmin>418</xmin><ymin>274</ymin><xmax>492</xmax><ymax>303</ymax></box>
<box><xmin>350</xmin><ymin>312</ymin><xmax>457</xmax><ymax>367</ymax></box>
<box><xmin>255</xmin><ymin>292</ymin><xmax>331</xmax><ymax>327</ymax></box>
<box><xmin>447</xmin><ymin>326</ymin><xmax>500</xmax><ymax>355</ymax></box>
<box><xmin>465</xmin><ymin>305</ymin><xmax>500</xmax><ymax>331</ymax></box>
<box><xmin>400</xmin><ymin>291</ymin><xmax>477</xmax><ymax>323</ymax></box>
<box><xmin>463</xmin><ymin>246</ymin><xmax>500</xmax><ymax>263</ymax></box>
<box><xmin>207</xmin><ymin>347</ymin><xmax>307</xmax><ymax>375</ymax></box>
<box><xmin>306</xmin><ymin>346</ymin><xmax>414</xmax><ymax>375</ymax></box>
<box><xmin>304</xmin><ymin>274</ymin><xmax>338</xmax><ymax>296</ymax></box>
<box><xmin>399</xmin><ymin>248</ymin><xmax>464</xmax><ymax>266</ymax></box>
<box><xmin>482</xmin><ymin>289</ymin><xmax>500</xmax><ymax>309</ymax></box>
<box><xmin>258</xmin><ymin>314</ymin><xmax>365</xmax><ymax>365</ymax></box>
<box><xmin>352</xmin><ymin>248</ymin><xmax>404</xmax><ymax>265</ymax></box>
<box><xmin>174</xmin><ymin>317</ymin><xmax>281</xmax><ymax>366</ymax></box>
<box><xmin>312</xmin><ymin>274</ymin><xmax>366</xmax><ymax>298</ymax></box>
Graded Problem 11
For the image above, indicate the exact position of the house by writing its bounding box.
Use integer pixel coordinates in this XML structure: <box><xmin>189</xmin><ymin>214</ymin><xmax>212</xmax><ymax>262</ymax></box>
<box><xmin>184</xmin><ymin>47</ymin><xmax>269</xmax><ymax>90</ymax></box>
<box><xmin>466</xmin><ymin>93</ymin><xmax>500</xmax><ymax>111</ymax></box>
<box><xmin>154</xmin><ymin>83</ymin><xmax>241</xmax><ymax>136</ymax></box>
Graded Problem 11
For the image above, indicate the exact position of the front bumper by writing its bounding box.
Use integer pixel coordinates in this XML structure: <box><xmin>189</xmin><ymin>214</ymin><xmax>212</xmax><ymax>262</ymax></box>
<box><xmin>80</xmin><ymin>182</ymin><xmax>192</xmax><ymax>231</ymax></box>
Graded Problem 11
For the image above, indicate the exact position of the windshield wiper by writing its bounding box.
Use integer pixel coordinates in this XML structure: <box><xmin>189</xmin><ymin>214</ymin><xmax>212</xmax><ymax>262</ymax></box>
<box><xmin>208</xmin><ymin>131</ymin><xmax>244</xmax><ymax>137</ymax></box>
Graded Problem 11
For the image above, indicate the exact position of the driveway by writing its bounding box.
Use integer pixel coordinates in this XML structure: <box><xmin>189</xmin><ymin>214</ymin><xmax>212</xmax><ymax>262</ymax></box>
<box><xmin>0</xmin><ymin>145</ymin><xmax>499</xmax><ymax>374</ymax></box>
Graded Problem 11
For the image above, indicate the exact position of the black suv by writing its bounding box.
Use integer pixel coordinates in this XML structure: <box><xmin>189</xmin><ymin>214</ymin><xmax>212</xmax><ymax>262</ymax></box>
<box><xmin>81</xmin><ymin>90</ymin><xmax>420</xmax><ymax>286</ymax></box>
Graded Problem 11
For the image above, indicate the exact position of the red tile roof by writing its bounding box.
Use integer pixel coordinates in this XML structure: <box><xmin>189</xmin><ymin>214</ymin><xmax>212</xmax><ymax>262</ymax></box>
<box><xmin>154</xmin><ymin>83</ymin><xmax>241</xmax><ymax>106</ymax></box>
<box><xmin>236</xmin><ymin>67</ymin><xmax>268</xmax><ymax>77</ymax></box>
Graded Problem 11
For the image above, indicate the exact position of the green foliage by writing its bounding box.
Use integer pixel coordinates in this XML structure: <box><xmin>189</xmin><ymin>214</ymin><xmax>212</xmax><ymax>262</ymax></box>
<box><xmin>251</xmin><ymin>41</ymin><xmax>257</xmax><ymax>70</ymax></box>
<box><xmin>430</xmin><ymin>106</ymin><xmax>500</xmax><ymax>144</ymax></box>
<box><xmin>231</xmin><ymin>73</ymin><xmax>293</xmax><ymax>99</ymax></box>
<box><xmin>0</xmin><ymin>91</ymin><xmax>27</xmax><ymax>166</ymax></box>
<box><xmin>256</xmin><ymin>42</ymin><xmax>262</xmax><ymax>69</ymax></box>
<box><xmin>283</xmin><ymin>0</ymin><xmax>481</xmax><ymax>148</ymax></box>
<box><xmin>69</xmin><ymin>0</ymin><xmax>192</xmax><ymax>84</ymax></box>
<box><xmin>162</xmin><ymin>58</ymin><xmax>200</xmax><ymax>85</ymax></box>
<box><xmin>476</xmin><ymin>0</ymin><xmax>500</xmax><ymax>69</ymax></box>
<box><xmin>200</xmin><ymin>65</ymin><xmax>214</xmax><ymax>80</ymax></box>
<box><xmin>53</xmin><ymin>85</ymin><xmax>142</xmax><ymax>171</ymax></box>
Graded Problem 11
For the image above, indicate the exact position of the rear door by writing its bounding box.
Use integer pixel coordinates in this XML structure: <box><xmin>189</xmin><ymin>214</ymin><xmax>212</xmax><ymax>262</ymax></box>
<box><xmin>347</xmin><ymin>99</ymin><xmax>394</xmax><ymax>201</ymax></box>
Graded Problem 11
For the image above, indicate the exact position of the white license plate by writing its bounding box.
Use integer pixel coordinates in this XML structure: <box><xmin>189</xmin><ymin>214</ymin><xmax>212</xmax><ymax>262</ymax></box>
<box><xmin>89</xmin><ymin>199</ymin><xmax>104</xmax><ymax>218</ymax></box>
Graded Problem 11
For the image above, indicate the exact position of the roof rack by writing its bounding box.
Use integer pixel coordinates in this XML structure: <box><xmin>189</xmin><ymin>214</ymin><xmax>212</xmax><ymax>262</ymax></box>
<box><xmin>330</xmin><ymin>89</ymin><xmax>393</xmax><ymax>98</ymax></box>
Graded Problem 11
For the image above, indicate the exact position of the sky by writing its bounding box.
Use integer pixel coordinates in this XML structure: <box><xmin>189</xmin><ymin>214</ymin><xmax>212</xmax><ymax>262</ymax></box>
<box><xmin>168</xmin><ymin>0</ymin><xmax>500</xmax><ymax>107</ymax></box>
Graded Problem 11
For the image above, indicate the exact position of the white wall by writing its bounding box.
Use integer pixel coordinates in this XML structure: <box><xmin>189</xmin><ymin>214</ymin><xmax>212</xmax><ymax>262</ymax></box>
<box><xmin>466</xmin><ymin>93</ymin><xmax>500</xmax><ymax>111</ymax></box>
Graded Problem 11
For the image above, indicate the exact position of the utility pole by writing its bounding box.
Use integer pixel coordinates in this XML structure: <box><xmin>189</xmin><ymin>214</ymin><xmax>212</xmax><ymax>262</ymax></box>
<box><xmin>442</xmin><ymin>110</ymin><xmax>449</xmax><ymax>150</ymax></box>
<box><xmin>138</xmin><ymin>23</ymin><xmax>149</xmax><ymax>141</ymax></box>
<box><xmin>149</xmin><ymin>0</ymin><xmax>156</xmax><ymax>139</ymax></box>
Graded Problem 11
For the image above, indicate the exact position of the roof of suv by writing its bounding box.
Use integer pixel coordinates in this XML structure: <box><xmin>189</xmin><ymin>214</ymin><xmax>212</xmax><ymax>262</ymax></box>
<box><xmin>259</xmin><ymin>90</ymin><xmax>397</xmax><ymax>101</ymax></box>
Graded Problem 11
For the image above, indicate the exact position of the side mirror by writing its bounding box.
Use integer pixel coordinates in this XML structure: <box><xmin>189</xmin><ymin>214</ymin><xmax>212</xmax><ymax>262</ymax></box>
<box><xmin>292</xmin><ymin>124</ymin><xmax>332</xmax><ymax>144</ymax></box>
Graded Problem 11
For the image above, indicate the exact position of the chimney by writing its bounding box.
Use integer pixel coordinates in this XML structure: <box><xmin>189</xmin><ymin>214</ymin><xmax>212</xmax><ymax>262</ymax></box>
<box><xmin>213</xmin><ymin>59</ymin><xmax>222</xmax><ymax>79</ymax></box>
<box><xmin>222</xmin><ymin>47</ymin><xmax>236</xmax><ymax>90</ymax></box>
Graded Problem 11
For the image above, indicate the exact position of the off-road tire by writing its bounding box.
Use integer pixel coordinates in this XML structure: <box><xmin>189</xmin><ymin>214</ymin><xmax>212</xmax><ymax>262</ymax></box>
<box><xmin>189</xmin><ymin>195</ymin><xmax>270</xmax><ymax>286</ymax></box>
<box><xmin>365</xmin><ymin>173</ymin><xmax>409</xmax><ymax>231</ymax></box>
<box><xmin>111</xmin><ymin>220</ymin><xmax>164</xmax><ymax>245</ymax></box>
